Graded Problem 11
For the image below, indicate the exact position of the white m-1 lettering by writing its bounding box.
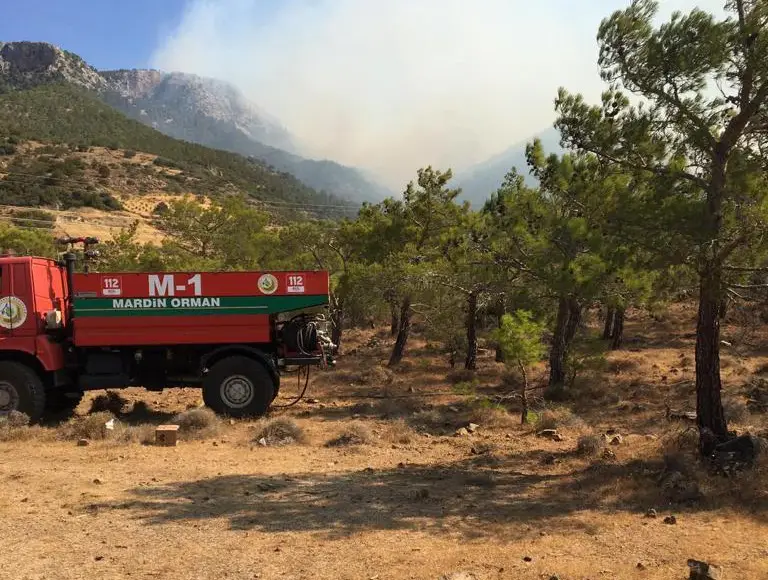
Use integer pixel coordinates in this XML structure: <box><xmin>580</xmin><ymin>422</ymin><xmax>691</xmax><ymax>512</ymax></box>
<box><xmin>149</xmin><ymin>274</ymin><xmax>175</xmax><ymax>296</ymax></box>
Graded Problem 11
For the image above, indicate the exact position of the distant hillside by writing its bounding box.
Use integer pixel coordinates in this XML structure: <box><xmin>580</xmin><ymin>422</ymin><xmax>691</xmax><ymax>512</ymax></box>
<box><xmin>454</xmin><ymin>127</ymin><xmax>563</xmax><ymax>207</ymax></box>
<box><xmin>100</xmin><ymin>69</ymin><xmax>392</xmax><ymax>204</ymax></box>
<box><xmin>0</xmin><ymin>82</ymin><xmax>355</xmax><ymax>218</ymax></box>
<box><xmin>0</xmin><ymin>41</ymin><xmax>391</xmax><ymax>204</ymax></box>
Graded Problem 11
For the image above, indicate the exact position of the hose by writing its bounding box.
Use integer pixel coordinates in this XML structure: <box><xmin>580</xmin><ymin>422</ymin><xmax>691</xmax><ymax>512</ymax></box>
<box><xmin>296</xmin><ymin>320</ymin><xmax>318</xmax><ymax>355</ymax></box>
<box><xmin>272</xmin><ymin>314</ymin><xmax>330</xmax><ymax>409</ymax></box>
<box><xmin>271</xmin><ymin>365</ymin><xmax>311</xmax><ymax>408</ymax></box>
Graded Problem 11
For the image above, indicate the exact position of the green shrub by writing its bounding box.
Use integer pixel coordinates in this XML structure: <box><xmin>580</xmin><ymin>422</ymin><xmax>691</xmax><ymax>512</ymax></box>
<box><xmin>11</xmin><ymin>208</ymin><xmax>55</xmax><ymax>229</ymax></box>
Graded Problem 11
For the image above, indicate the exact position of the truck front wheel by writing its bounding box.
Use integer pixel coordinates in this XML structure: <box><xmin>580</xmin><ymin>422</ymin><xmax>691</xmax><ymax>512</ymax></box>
<box><xmin>202</xmin><ymin>356</ymin><xmax>275</xmax><ymax>418</ymax></box>
<box><xmin>0</xmin><ymin>361</ymin><xmax>46</xmax><ymax>423</ymax></box>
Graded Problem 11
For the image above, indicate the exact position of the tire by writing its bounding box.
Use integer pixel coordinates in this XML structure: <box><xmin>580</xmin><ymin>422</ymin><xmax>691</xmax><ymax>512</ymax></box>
<box><xmin>0</xmin><ymin>361</ymin><xmax>46</xmax><ymax>423</ymax></box>
<box><xmin>202</xmin><ymin>356</ymin><xmax>275</xmax><ymax>418</ymax></box>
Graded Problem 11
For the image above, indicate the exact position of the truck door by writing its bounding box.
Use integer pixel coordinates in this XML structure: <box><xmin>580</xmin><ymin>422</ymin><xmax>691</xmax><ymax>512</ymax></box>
<box><xmin>0</xmin><ymin>262</ymin><xmax>33</xmax><ymax>337</ymax></box>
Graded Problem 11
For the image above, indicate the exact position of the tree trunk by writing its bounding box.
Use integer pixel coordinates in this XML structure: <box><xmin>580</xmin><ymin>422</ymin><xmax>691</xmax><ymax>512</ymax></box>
<box><xmin>331</xmin><ymin>313</ymin><xmax>343</xmax><ymax>354</ymax></box>
<box><xmin>602</xmin><ymin>307</ymin><xmax>615</xmax><ymax>339</ymax></box>
<box><xmin>519</xmin><ymin>361</ymin><xmax>529</xmax><ymax>425</ymax></box>
<box><xmin>547</xmin><ymin>296</ymin><xmax>581</xmax><ymax>398</ymax></box>
<box><xmin>330</xmin><ymin>296</ymin><xmax>343</xmax><ymax>354</ymax></box>
<box><xmin>719</xmin><ymin>296</ymin><xmax>729</xmax><ymax>319</ymax></box>
<box><xmin>464</xmin><ymin>291</ymin><xmax>478</xmax><ymax>371</ymax></box>
<box><xmin>695</xmin><ymin>270</ymin><xmax>728</xmax><ymax>455</ymax></box>
<box><xmin>565</xmin><ymin>297</ymin><xmax>581</xmax><ymax>344</ymax></box>
<box><xmin>610</xmin><ymin>308</ymin><xmax>625</xmax><ymax>350</ymax></box>
<box><xmin>495</xmin><ymin>295</ymin><xmax>507</xmax><ymax>363</ymax></box>
<box><xmin>389</xmin><ymin>302</ymin><xmax>399</xmax><ymax>336</ymax></box>
<box><xmin>388</xmin><ymin>296</ymin><xmax>412</xmax><ymax>367</ymax></box>
<box><xmin>547</xmin><ymin>297</ymin><xmax>570</xmax><ymax>395</ymax></box>
<box><xmin>495</xmin><ymin>317</ymin><xmax>506</xmax><ymax>362</ymax></box>
<box><xmin>694</xmin><ymin>145</ymin><xmax>731</xmax><ymax>456</ymax></box>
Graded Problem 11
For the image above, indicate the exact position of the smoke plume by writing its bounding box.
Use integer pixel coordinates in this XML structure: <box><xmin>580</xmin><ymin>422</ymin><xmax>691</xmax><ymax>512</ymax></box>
<box><xmin>152</xmin><ymin>0</ymin><xmax>726</xmax><ymax>189</ymax></box>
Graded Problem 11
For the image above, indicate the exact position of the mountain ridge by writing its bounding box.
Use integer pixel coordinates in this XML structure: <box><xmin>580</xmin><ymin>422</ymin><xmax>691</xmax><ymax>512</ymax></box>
<box><xmin>100</xmin><ymin>68</ymin><xmax>299</xmax><ymax>155</ymax></box>
<box><xmin>0</xmin><ymin>41</ymin><xmax>107</xmax><ymax>91</ymax></box>
<box><xmin>0</xmin><ymin>41</ymin><xmax>391</xmax><ymax>204</ymax></box>
<box><xmin>454</xmin><ymin>126</ymin><xmax>563</xmax><ymax>207</ymax></box>
<box><xmin>0</xmin><ymin>80</ymin><xmax>354</xmax><ymax>219</ymax></box>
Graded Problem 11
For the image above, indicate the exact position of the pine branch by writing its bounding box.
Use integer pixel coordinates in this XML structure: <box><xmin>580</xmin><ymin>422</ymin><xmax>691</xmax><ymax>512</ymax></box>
<box><xmin>727</xmin><ymin>283</ymin><xmax>768</xmax><ymax>289</ymax></box>
<box><xmin>723</xmin><ymin>265</ymin><xmax>768</xmax><ymax>272</ymax></box>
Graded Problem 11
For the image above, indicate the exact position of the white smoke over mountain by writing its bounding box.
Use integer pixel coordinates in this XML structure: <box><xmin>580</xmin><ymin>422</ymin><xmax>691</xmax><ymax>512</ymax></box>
<box><xmin>152</xmin><ymin>0</ymin><xmax>726</xmax><ymax>190</ymax></box>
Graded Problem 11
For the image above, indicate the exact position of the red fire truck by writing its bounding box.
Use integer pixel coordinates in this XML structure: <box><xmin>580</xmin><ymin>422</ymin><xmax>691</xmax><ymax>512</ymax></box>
<box><xmin>0</xmin><ymin>237</ymin><xmax>334</xmax><ymax>422</ymax></box>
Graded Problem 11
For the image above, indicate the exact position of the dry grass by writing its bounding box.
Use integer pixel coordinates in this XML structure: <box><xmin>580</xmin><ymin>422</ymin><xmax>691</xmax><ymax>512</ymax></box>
<box><xmin>607</xmin><ymin>358</ymin><xmax>639</xmax><ymax>373</ymax></box>
<box><xmin>57</xmin><ymin>411</ymin><xmax>118</xmax><ymax>441</ymax></box>
<box><xmin>0</xmin><ymin>411</ymin><xmax>50</xmax><ymax>442</ymax></box>
<box><xmin>408</xmin><ymin>408</ymin><xmax>453</xmax><ymax>433</ymax></box>
<box><xmin>111</xmin><ymin>424</ymin><xmax>157</xmax><ymax>445</ymax></box>
<box><xmin>2</xmin><ymin>410</ymin><xmax>30</xmax><ymax>427</ymax></box>
<box><xmin>656</xmin><ymin>428</ymin><xmax>707</xmax><ymax>503</ymax></box>
<box><xmin>720</xmin><ymin>356</ymin><xmax>736</xmax><ymax>369</ymax></box>
<box><xmin>576</xmin><ymin>433</ymin><xmax>605</xmax><ymax>456</ymax></box>
<box><xmin>468</xmin><ymin>404</ymin><xmax>517</xmax><ymax>429</ymax></box>
<box><xmin>446</xmin><ymin>369</ymin><xmax>476</xmax><ymax>384</ymax></box>
<box><xmin>391</xmin><ymin>359</ymin><xmax>416</xmax><ymax>372</ymax></box>
<box><xmin>755</xmin><ymin>361</ymin><xmax>768</xmax><ymax>375</ymax></box>
<box><xmin>537</xmin><ymin>406</ymin><xmax>585</xmax><ymax>431</ymax></box>
<box><xmin>355</xmin><ymin>365</ymin><xmax>395</xmax><ymax>386</ymax></box>
<box><xmin>252</xmin><ymin>418</ymin><xmax>306</xmax><ymax>446</ymax></box>
<box><xmin>728</xmin><ymin>442</ymin><xmax>768</xmax><ymax>503</ymax></box>
<box><xmin>172</xmin><ymin>408</ymin><xmax>221</xmax><ymax>440</ymax></box>
<box><xmin>383</xmin><ymin>419</ymin><xmax>417</xmax><ymax>444</ymax></box>
<box><xmin>653</xmin><ymin>425</ymin><xmax>768</xmax><ymax>507</ymax></box>
<box><xmin>470</xmin><ymin>441</ymin><xmax>497</xmax><ymax>456</ymax></box>
<box><xmin>0</xmin><ymin>424</ymin><xmax>52</xmax><ymax>442</ymax></box>
<box><xmin>660</xmin><ymin>426</ymin><xmax>700</xmax><ymax>466</ymax></box>
<box><xmin>723</xmin><ymin>397</ymin><xmax>751</xmax><ymax>424</ymax></box>
<box><xmin>373</xmin><ymin>396</ymin><xmax>423</xmax><ymax>418</ymax></box>
<box><xmin>2</xmin><ymin>306</ymin><xmax>768</xmax><ymax>579</ymax></box>
<box><xmin>325</xmin><ymin>422</ymin><xmax>374</xmax><ymax>447</ymax></box>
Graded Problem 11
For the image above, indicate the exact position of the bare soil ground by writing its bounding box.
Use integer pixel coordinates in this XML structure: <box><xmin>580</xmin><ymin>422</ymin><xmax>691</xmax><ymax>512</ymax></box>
<box><xmin>2</xmin><ymin>304</ymin><xmax>768</xmax><ymax>579</ymax></box>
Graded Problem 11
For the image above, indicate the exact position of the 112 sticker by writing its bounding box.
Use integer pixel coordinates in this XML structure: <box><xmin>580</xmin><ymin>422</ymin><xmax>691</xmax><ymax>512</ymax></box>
<box><xmin>286</xmin><ymin>274</ymin><xmax>305</xmax><ymax>293</ymax></box>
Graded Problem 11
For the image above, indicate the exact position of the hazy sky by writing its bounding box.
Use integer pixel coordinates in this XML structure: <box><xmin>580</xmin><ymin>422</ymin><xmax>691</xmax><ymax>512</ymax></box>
<box><xmin>152</xmin><ymin>0</ymin><xmax>727</xmax><ymax>188</ymax></box>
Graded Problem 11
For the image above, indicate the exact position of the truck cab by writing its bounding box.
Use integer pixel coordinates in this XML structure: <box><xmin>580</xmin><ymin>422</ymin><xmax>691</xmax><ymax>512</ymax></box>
<box><xmin>0</xmin><ymin>255</ymin><xmax>71</xmax><ymax>420</ymax></box>
<box><xmin>0</xmin><ymin>241</ymin><xmax>334</xmax><ymax>423</ymax></box>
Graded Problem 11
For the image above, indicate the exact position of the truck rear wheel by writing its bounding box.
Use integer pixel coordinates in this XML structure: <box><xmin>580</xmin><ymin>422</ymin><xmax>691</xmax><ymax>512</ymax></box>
<box><xmin>0</xmin><ymin>361</ymin><xmax>46</xmax><ymax>423</ymax></box>
<box><xmin>202</xmin><ymin>356</ymin><xmax>275</xmax><ymax>418</ymax></box>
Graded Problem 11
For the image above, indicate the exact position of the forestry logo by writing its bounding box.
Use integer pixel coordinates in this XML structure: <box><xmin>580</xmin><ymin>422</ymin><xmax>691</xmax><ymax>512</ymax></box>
<box><xmin>0</xmin><ymin>296</ymin><xmax>27</xmax><ymax>329</ymax></box>
<box><xmin>257</xmin><ymin>273</ymin><xmax>278</xmax><ymax>295</ymax></box>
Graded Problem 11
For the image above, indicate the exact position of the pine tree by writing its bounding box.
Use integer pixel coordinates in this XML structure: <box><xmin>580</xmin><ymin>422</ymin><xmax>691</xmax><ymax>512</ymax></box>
<box><xmin>554</xmin><ymin>0</ymin><xmax>768</xmax><ymax>453</ymax></box>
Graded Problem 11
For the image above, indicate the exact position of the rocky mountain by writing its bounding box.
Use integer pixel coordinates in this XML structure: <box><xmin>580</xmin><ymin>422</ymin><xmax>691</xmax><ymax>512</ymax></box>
<box><xmin>101</xmin><ymin>69</ymin><xmax>297</xmax><ymax>154</ymax></box>
<box><xmin>454</xmin><ymin>127</ymin><xmax>562</xmax><ymax>208</ymax></box>
<box><xmin>100</xmin><ymin>70</ymin><xmax>392</xmax><ymax>203</ymax></box>
<box><xmin>0</xmin><ymin>41</ymin><xmax>106</xmax><ymax>91</ymax></box>
<box><xmin>0</xmin><ymin>70</ymin><xmax>355</xmax><ymax>218</ymax></box>
<box><xmin>0</xmin><ymin>42</ymin><xmax>391</xmax><ymax>204</ymax></box>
